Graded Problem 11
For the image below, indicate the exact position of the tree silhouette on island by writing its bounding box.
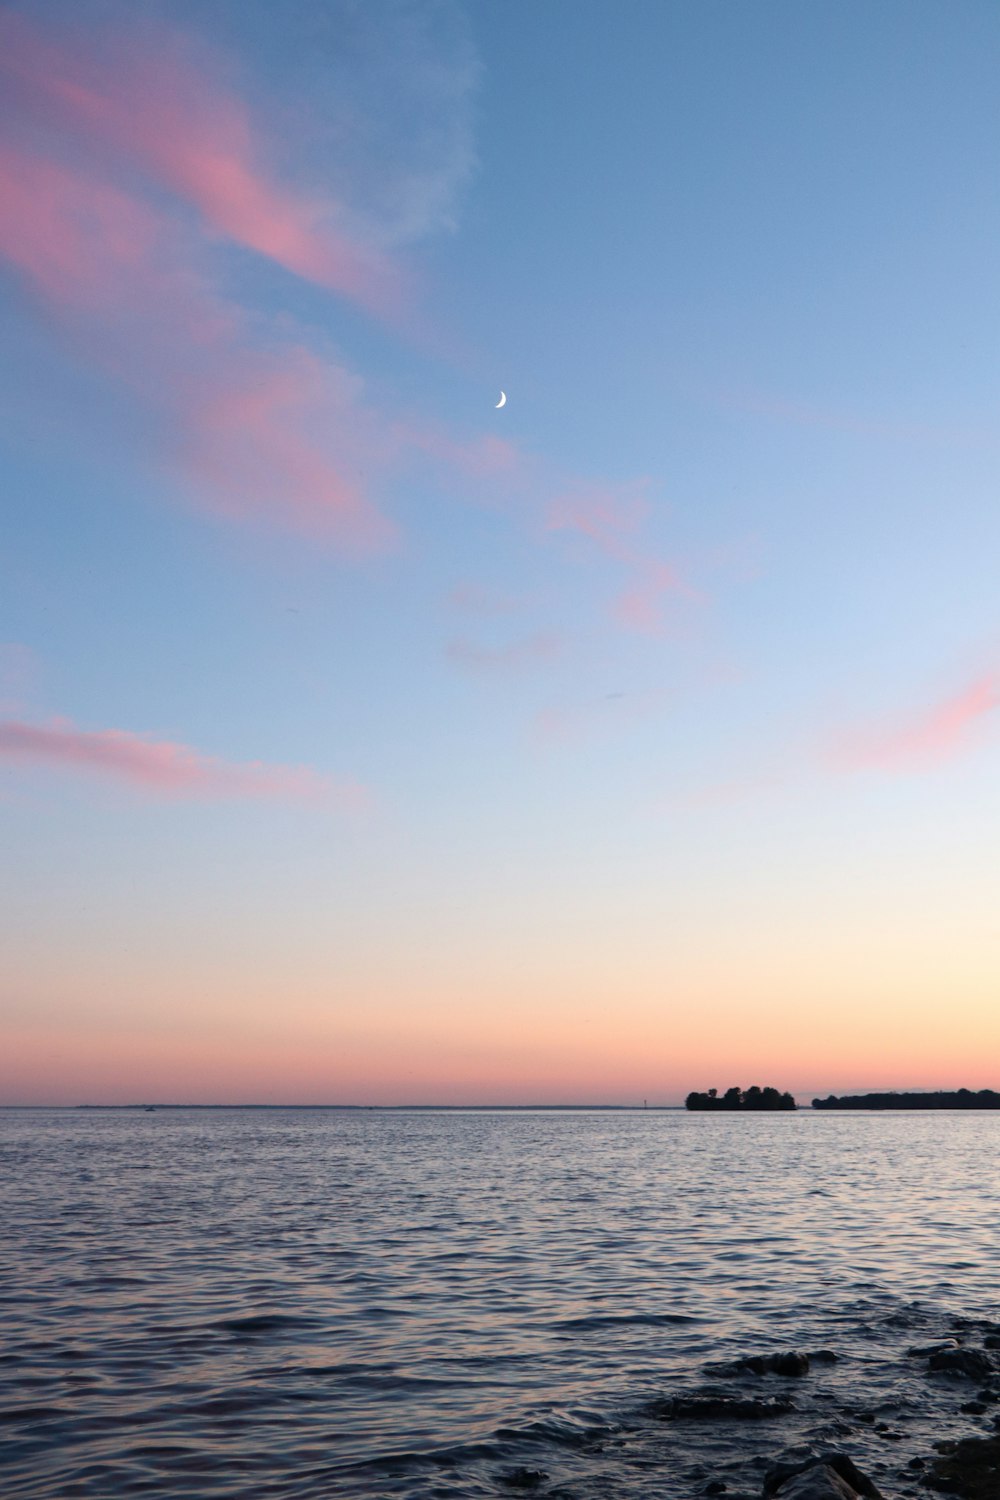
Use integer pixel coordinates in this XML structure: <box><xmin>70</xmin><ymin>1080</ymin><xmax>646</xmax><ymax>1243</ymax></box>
<box><xmin>685</xmin><ymin>1085</ymin><xmax>797</xmax><ymax>1111</ymax></box>
<box><xmin>813</xmin><ymin>1089</ymin><xmax>1000</xmax><ymax>1109</ymax></box>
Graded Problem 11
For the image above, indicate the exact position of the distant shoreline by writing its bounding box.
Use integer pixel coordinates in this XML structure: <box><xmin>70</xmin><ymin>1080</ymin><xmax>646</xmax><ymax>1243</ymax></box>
<box><xmin>3</xmin><ymin>1094</ymin><xmax>998</xmax><ymax>1111</ymax></box>
<box><xmin>5</xmin><ymin>1103</ymin><xmax>691</xmax><ymax>1112</ymax></box>
<box><xmin>814</xmin><ymin>1089</ymin><xmax>1000</xmax><ymax>1110</ymax></box>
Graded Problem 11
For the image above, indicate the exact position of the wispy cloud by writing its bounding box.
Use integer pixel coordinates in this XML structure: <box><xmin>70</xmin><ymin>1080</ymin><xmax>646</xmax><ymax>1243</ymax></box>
<box><xmin>0</xmin><ymin>145</ymin><xmax>159</xmax><ymax>309</ymax></box>
<box><xmin>0</xmin><ymin>8</ymin><xmax>401</xmax><ymax>314</ymax></box>
<box><xmin>447</xmin><ymin>633</ymin><xmax>561</xmax><ymax>674</ymax></box>
<box><xmin>399</xmin><ymin>423</ymin><xmax>520</xmax><ymax>480</ymax></box>
<box><xmin>828</xmin><ymin>672</ymin><xmax>1000</xmax><ymax>773</ymax></box>
<box><xmin>0</xmin><ymin>716</ymin><xmax>367</xmax><ymax>807</ymax></box>
<box><xmin>671</xmin><ymin>667</ymin><xmax>1000</xmax><ymax>813</ymax></box>
<box><xmin>0</xmin><ymin>134</ymin><xmax>396</xmax><ymax>550</ymax></box>
<box><xmin>614</xmin><ymin>560</ymin><xmax>693</xmax><ymax>634</ymax></box>
<box><xmin>178</xmin><ymin>346</ymin><xmax>396</xmax><ymax>550</ymax></box>
<box><xmin>0</xmin><ymin>2</ymin><xmax>687</xmax><ymax>623</ymax></box>
<box><xmin>547</xmin><ymin>482</ymin><xmax>699</xmax><ymax>635</ymax></box>
<box><xmin>0</xmin><ymin>7</ymin><xmax>478</xmax><ymax>551</ymax></box>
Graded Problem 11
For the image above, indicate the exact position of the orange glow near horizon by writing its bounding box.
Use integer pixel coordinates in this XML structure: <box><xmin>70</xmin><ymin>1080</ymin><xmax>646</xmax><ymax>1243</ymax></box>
<box><xmin>6</xmin><ymin>952</ymin><xmax>999</xmax><ymax>1105</ymax></box>
<box><xmin>5</xmin><ymin>831</ymin><xmax>998</xmax><ymax>1107</ymax></box>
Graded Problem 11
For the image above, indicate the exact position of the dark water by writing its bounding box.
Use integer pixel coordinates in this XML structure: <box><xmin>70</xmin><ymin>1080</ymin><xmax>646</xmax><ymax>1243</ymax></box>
<box><xmin>2</xmin><ymin>1107</ymin><xmax>999</xmax><ymax>1498</ymax></box>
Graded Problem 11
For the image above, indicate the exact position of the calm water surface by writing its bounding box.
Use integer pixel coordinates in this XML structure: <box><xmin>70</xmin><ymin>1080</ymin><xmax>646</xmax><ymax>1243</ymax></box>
<box><xmin>2</xmin><ymin>1108</ymin><xmax>999</xmax><ymax>1497</ymax></box>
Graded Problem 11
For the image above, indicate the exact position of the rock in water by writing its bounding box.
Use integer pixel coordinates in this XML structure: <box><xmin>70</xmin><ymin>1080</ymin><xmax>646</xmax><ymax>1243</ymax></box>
<box><xmin>764</xmin><ymin>1454</ymin><xmax>884</xmax><ymax>1500</ymax></box>
<box><xmin>499</xmin><ymin>1468</ymin><xmax>547</xmax><ymax>1491</ymax></box>
<box><xmin>928</xmin><ymin>1348</ymin><xmax>995</xmax><ymax>1381</ymax></box>
<box><xmin>739</xmin><ymin>1352</ymin><xmax>811</xmax><ymax>1377</ymax></box>
<box><xmin>775</xmin><ymin>1468</ymin><xmax>869</xmax><ymax>1500</ymax></box>
<box><xmin>654</xmin><ymin>1393</ymin><xmax>797</xmax><ymax>1420</ymax></box>
<box><xmin>927</xmin><ymin>1433</ymin><xmax>1000</xmax><ymax>1500</ymax></box>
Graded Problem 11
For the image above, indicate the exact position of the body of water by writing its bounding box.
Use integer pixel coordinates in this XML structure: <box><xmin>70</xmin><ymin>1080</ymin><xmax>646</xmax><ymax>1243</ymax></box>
<box><xmin>2</xmin><ymin>1107</ymin><xmax>999</xmax><ymax>1497</ymax></box>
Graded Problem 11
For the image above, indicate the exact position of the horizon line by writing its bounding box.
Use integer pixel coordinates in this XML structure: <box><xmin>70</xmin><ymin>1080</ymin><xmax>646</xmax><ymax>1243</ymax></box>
<box><xmin>6</xmin><ymin>1102</ymin><xmax>691</xmax><ymax>1111</ymax></box>
<box><xmin>5</xmin><ymin>1086</ymin><xmax>998</xmax><ymax>1111</ymax></box>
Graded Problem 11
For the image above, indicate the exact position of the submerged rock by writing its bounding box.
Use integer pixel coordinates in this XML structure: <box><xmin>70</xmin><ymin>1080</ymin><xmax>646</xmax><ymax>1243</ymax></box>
<box><xmin>771</xmin><ymin>1466</ymin><xmax>870</xmax><ymax>1500</ymax></box>
<box><xmin>499</xmin><ymin>1467</ymin><xmax>547</xmax><ymax>1490</ymax></box>
<box><xmin>707</xmin><ymin>1351</ymin><xmax>812</xmax><ymax>1379</ymax></box>
<box><xmin>653</xmin><ymin>1392</ymin><xmax>797</xmax><ymax>1421</ymax></box>
<box><xmin>928</xmin><ymin>1348</ymin><xmax>995</xmax><ymax>1381</ymax></box>
<box><xmin>927</xmin><ymin>1432</ymin><xmax>1000</xmax><ymax>1499</ymax></box>
<box><xmin>764</xmin><ymin>1453</ymin><xmax>884</xmax><ymax>1500</ymax></box>
<box><xmin>738</xmin><ymin>1352</ymin><xmax>811</xmax><ymax>1378</ymax></box>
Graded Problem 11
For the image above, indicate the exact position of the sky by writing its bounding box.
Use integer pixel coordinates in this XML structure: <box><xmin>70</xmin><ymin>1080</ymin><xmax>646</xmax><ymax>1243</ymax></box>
<box><xmin>1</xmin><ymin>0</ymin><xmax>998</xmax><ymax>1106</ymax></box>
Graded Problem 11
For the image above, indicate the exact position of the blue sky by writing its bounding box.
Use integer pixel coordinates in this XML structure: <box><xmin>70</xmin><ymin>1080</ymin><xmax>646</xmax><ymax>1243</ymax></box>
<box><xmin>1</xmin><ymin>0</ymin><xmax>998</xmax><ymax>1103</ymax></box>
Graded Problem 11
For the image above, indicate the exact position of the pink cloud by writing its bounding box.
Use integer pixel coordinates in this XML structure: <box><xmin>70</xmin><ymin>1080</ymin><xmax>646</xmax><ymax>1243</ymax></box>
<box><xmin>0</xmin><ymin>717</ymin><xmax>368</xmax><ymax>809</ymax></box>
<box><xmin>0</xmin><ymin>11</ymin><xmax>399</xmax><ymax>315</ymax></box>
<box><xmin>0</xmin><ymin>8</ymin><xmax>689</xmax><ymax>598</ymax></box>
<box><xmin>674</xmin><ymin>669</ymin><xmax>1000</xmax><ymax>812</ymax></box>
<box><xmin>614</xmin><ymin>561</ymin><xmax>692</xmax><ymax>633</ymax></box>
<box><xmin>0</xmin><ymin>145</ymin><xmax>159</xmax><ymax>308</ymax></box>
<box><xmin>533</xmin><ymin>705</ymin><xmax>579</xmax><ymax>746</ymax></box>
<box><xmin>546</xmin><ymin>484</ymin><xmax>651</xmax><ymax>560</ymax></box>
<box><xmin>829</xmin><ymin>673</ymin><xmax>1000</xmax><ymax>773</ymax></box>
<box><xmin>0</xmin><ymin>130</ymin><xmax>507</xmax><ymax>552</ymax></box>
<box><xmin>547</xmin><ymin>483</ymin><xmax>700</xmax><ymax>634</ymax></box>
<box><xmin>447</xmin><ymin>633</ymin><xmax>561</xmax><ymax>673</ymax></box>
<box><xmin>401</xmin><ymin>426</ymin><xmax>521</xmax><ymax>479</ymax></box>
<box><xmin>179</xmin><ymin>348</ymin><xmax>396</xmax><ymax>549</ymax></box>
<box><xmin>0</xmin><ymin>138</ymin><xmax>396</xmax><ymax>551</ymax></box>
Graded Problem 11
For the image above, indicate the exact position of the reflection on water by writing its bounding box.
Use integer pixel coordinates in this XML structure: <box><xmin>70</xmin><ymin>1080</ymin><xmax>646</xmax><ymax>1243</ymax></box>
<box><xmin>1</xmin><ymin>1108</ymin><xmax>999</xmax><ymax>1496</ymax></box>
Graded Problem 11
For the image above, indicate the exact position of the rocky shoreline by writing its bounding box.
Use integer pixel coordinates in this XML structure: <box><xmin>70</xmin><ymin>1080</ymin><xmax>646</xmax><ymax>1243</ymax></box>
<box><xmin>497</xmin><ymin>1311</ymin><xmax>1000</xmax><ymax>1499</ymax></box>
<box><xmin>650</xmin><ymin>1322</ymin><xmax>1000</xmax><ymax>1500</ymax></box>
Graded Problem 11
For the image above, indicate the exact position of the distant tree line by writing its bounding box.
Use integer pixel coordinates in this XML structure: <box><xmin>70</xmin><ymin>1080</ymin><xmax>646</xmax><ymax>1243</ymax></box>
<box><xmin>685</xmin><ymin>1085</ymin><xmax>797</xmax><ymax>1112</ymax></box>
<box><xmin>813</xmin><ymin>1089</ymin><xmax>1000</xmax><ymax>1110</ymax></box>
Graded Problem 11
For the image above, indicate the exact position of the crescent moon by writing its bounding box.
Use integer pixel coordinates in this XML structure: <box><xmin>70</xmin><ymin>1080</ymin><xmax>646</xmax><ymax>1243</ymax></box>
<box><xmin>495</xmin><ymin>391</ymin><xmax>507</xmax><ymax>408</ymax></box>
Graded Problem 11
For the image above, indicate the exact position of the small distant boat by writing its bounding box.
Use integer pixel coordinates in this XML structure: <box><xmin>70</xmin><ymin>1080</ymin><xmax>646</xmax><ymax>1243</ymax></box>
<box><xmin>144</xmin><ymin>1106</ymin><xmax>155</xmax><ymax>1113</ymax></box>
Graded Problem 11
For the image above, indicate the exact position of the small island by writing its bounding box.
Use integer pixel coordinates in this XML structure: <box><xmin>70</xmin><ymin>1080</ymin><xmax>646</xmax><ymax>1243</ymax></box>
<box><xmin>685</xmin><ymin>1085</ymin><xmax>797</xmax><ymax>1111</ymax></box>
<box><xmin>813</xmin><ymin>1088</ymin><xmax>1000</xmax><ymax>1109</ymax></box>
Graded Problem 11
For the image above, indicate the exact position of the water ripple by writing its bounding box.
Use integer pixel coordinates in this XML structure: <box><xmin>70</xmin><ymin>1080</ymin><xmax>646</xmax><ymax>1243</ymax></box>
<box><xmin>2</xmin><ymin>1107</ymin><xmax>999</xmax><ymax>1497</ymax></box>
